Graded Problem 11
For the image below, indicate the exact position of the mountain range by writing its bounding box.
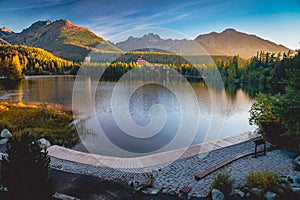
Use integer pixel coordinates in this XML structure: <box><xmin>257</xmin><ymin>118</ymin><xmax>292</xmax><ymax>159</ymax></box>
<box><xmin>116</xmin><ymin>29</ymin><xmax>290</xmax><ymax>58</ymax></box>
<box><xmin>0</xmin><ymin>19</ymin><xmax>291</xmax><ymax>61</ymax></box>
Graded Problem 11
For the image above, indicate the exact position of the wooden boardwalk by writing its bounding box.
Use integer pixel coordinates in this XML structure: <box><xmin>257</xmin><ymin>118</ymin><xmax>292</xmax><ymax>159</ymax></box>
<box><xmin>48</xmin><ymin>132</ymin><xmax>260</xmax><ymax>170</ymax></box>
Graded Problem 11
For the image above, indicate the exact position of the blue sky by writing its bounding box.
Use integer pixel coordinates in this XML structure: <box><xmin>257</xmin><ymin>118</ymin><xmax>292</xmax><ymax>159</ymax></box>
<box><xmin>0</xmin><ymin>0</ymin><xmax>300</xmax><ymax>49</ymax></box>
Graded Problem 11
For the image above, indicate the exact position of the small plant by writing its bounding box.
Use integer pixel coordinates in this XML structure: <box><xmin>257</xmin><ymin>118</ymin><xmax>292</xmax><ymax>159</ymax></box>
<box><xmin>211</xmin><ymin>170</ymin><xmax>235</xmax><ymax>196</ymax></box>
<box><xmin>247</xmin><ymin>171</ymin><xmax>280</xmax><ymax>194</ymax></box>
<box><xmin>144</xmin><ymin>172</ymin><xmax>156</xmax><ymax>188</ymax></box>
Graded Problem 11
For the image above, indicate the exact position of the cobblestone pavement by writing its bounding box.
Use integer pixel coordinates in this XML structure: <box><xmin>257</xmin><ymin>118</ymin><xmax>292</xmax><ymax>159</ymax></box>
<box><xmin>50</xmin><ymin>139</ymin><xmax>299</xmax><ymax>198</ymax></box>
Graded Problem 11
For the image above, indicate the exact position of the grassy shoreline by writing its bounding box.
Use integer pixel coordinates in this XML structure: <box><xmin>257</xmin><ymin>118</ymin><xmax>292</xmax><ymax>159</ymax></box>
<box><xmin>0</xmin><ymin>101</ymin><xmax>78</xmax><ymax>147</ymax></box>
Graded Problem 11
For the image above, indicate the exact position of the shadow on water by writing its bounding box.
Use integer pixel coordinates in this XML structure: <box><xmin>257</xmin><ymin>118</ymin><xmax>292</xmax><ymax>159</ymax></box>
<box><xmin>0</xmin><ymin>80</ymin><xmax>21</xmax><ymax>90</ymax></box>
<box><xmin>223</xmin><ymin>81</ymin><xmax>286</xmax><ymax>100</ymax></box>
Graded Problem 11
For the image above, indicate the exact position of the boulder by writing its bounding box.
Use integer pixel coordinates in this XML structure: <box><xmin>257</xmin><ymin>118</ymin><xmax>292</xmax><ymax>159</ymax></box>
<box><xmin>38</xmin><ymin>138</ymin><xmax>51</xmax><ymax>148</ymax></box>
<box><xmin>264</xmin><ymin>191</ymin><xmax>277</xmax><ymax>200</ymax></box>
<box><xmin>0</xmin><ymin>152</ymin><xmax>8</xmax><ymax>160</ymax></box>
<box><xmin>279</xmin><ymin>175</ymin><xmax>289</xmax><ymax>183</ymax></box>
<box><xmin>0</xmin><ymin>138</ymin><xmax>8</xmax><ymax>145</ymax></box>
<box><xmin>161</xmin><ymin>188</ymin><xmax>169</xmax><ymax>194</ymax></box>
<box><xmin>251</xmin><ymin>188</ymin><xmax>261</xmax><ymax>196</ymax></box>
<box><xmin>0</xmin><ymin>129</ymin><xmax>12</xmax><ymax>138</ymax></box>
<box><xmin>291</xmin><ymin>187</ymin><xmax>300</xmax><ymax>194</ymax></box>
<box><xmin>278</xmin><ymin>188</ymin><xmax>285</xmax><ymax>195</ymax></box>
<box><xmin>132</xmin><ymin>181</ymin><xmax>142</xmax><ymax>191</ymax></box>
<box><xmin>243</xmin><ymin>186</ymin><xmax>251</xmax><ymax>193</ymax></box>
<box><xmin>295</xmin><ymin>156</ymin><xmax>300</xmax><ymax>171</ymax></box>
<box><xmin>167</xmin><ymin>189</ymin><xmax>177</xmax><ymax>196</ymax></box>
<box><xmin>294</xmin><ymin>176</ymin><xmax>300</xmax><ymax>185</ymax></box>
<box><xmin>211</xmin><ymin>189</ymin><xmax>224</xmax><ymax>200</ymax></box>
<box><xmin>291</xmin><ymin>183</ymin><xmax>300</xmax><ymax>188</ymax></box>
<box><xmin>141</xmin><ymin>188</ymin><xmax>160</xmax><ymax>195</ymax></box>
<box><xmin>233</xmin><ymin>189</ymin><xmax>245</xmax><ymax>198</ymax></box>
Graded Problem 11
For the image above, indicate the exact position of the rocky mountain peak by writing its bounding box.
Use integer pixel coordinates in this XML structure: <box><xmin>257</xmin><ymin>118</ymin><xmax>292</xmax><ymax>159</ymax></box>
<box><xmin>0</xmin><ymin>27</ymin><xmax>13</xmax><ymax>33</ymax></box>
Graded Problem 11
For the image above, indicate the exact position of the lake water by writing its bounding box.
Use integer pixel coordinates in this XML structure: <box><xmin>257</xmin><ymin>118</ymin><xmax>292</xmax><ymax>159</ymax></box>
<box><xmin>0</xmin><ymin>76</ymin><xmax>256</xmax><ymax>157</ymax></box>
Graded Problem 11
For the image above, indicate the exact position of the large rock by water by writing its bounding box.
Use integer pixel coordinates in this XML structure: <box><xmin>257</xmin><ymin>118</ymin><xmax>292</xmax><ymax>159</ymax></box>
<box><xmin>38</xmin><ymin>138</ymin><xmax>51</xmax><ymax>149</ymax></box>
<box><xmin>1</xmin><ymin>129</ymin><xmax>12</xmax><ymax>138</ymax></box>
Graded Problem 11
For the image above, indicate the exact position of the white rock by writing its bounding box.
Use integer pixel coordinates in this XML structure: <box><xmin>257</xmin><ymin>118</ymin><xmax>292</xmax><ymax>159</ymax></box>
<box><xmin>291</xmin><ymin>187</ymin><xmax>300</xmax><ymax>194</ymax></box>
<box><xmin>52</xmin><ymin>192</ymin><xmax>80</xmax><ymax>200</ymax></box>
<box><xmin>234</xmin><ymin>189</ymin><xmax>245</xmax><ymax>198</ymax></box>
<box><xmin>295</xmin><ymin>156</ymin><xmax>300</xmax><ymax>171</ymax></box>
<box><xmin>296</xmin><ymin>179</ymin><xmax>300</xmax><ymax>185</ymax></box>
<box><xmin>251</xmin><ymin>188</ymin><xmax>261</xmax><ymax>196</ymax></box>
<box><xmin>0</xmin><ymin>138</ymin><xmax>8</xmax><ymax>145</ymax></box>
<box><xmin>254</xmin><ymin>128</ymin><xmax>262</xmax><ymax>134</ymax></box>
<box><xmin>1</xmin><ymin>129</ymin><xmax>12</xmax><ymax>138</ymax></box>
<box><xmin>38</xmin><ymin>138</ymin><xmax>51</xmax><ymax>148</ymax></box>
<box><xmin>168</xmin><ymin>189</ymin><xmax>176</xmax><ymax>196</ymax></box>
<box><xmin>141</xmin><ymin>188</ymin><xmax>160</xmax><ymax>195</ymax></box>
<box><xmin>0</xmin><ymin>152</ymin><xmax>8</xmax><ymax>160</ymax></box>
<box><xmin>162</xmin><ymin>188</ymin><xmax>169</xmax><ymax>194</ymax></box>
<box><xmin>264</xmin><ymin>191</ymin><xmax>277</xmax><ymax>200</ymax></box>
<box><xmin>211</xmin><ymin>189</ymin><xmax>224</xmax><ymax>200</ymax></box>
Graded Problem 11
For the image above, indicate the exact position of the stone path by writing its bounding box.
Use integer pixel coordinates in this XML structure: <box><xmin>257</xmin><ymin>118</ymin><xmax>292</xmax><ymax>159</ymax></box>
<box><xmin>49</xmin><ymin>132</ymin><xmax>300</xmax><ymax>199</ymax></box>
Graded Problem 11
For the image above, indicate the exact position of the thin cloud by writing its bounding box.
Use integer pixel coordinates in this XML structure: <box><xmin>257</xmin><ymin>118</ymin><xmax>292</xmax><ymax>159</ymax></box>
<box><xmin>0</xmin><ymin>0</ymin><xmax>78</xmax><ymax>11</ymax></box>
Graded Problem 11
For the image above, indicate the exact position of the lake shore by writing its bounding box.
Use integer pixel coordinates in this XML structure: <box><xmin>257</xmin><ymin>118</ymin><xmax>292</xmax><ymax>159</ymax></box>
<box><xmin>49</xmin><ymin>134</ymin><xmax>300</xmax><ymax>199</ymax></box>
<box><xmin>1</xmin><ymin>132</ymin><xmax>298</xmax><ymax>199</ymax></box>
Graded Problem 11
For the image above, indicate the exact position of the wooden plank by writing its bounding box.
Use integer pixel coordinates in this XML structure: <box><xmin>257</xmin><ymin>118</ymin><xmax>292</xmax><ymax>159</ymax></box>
<box><xmin>194</xmin><ymin>150</ymin><xmax>268</xmax><ymax>180</ymax></box>
<box><xmin>180</xmin><ymin>186</ymin><xmax>191</xmax><ymax>194</ymax></box>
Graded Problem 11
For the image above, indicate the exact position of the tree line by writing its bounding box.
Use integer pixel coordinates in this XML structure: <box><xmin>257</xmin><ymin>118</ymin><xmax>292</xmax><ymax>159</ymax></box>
<box><xmin>1</xmin><ymin>43</ymin><xmax>297</xmax><ymax>86</ymax></box>
<box><xmin>0</xmin><ymin>44</ymin><xmax>78</xmax><ymax>80</ymax></box>
<box><xmin>217</xmin><ymin>50</ymin><xmax>296</xmax><ymax>83</ymax></box>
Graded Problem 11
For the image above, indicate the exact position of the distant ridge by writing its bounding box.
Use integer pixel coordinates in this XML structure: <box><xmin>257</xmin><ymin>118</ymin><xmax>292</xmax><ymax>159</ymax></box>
<box><xmin>116</xmin><ymin>33</ymin><xmax>206</xmax><ymax>55</ymax></box>
<box><xmin>116</xmin><ymin>29</ymin><xmax>291</xmax><ymax>58</ymax></box>
<box><xmin>195</xmin><ymin>28</ymin><xmax>290</xmax><ymax>58</ymax></box>
<box><xmin>0</xmin><ymin>19</ymin><xmax>122</xmax><ymax>61</ymax></box>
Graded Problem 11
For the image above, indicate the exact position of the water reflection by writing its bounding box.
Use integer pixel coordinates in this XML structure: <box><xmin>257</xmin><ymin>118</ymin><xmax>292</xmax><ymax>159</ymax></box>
<box><xmin>0</xmin><ymin>76</ymin><xmax>262</xmax><ymax>155</ymax></box>
<box><xmin>0</xmin><ymin>76</ymin><xmax>75</xmax><ymax>106</ymax></box>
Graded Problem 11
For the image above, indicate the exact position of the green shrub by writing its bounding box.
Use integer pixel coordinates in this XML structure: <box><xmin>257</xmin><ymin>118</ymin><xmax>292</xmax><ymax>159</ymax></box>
<box><xmin>247</xmin><ymin>171</ymin><xmax>280</xmax><ymax>194</ymax></box>
<box><xmin>144</xmin><ymin>172</ymin><xmax>156</xmax><ymax>188</ymax></box>
<box><xmin>249</xmin><ymin>92</ymin><xmax>280</xmax><ymax>129</ymax></box>
<box><xmin>0</xmin><ymin>133</ymin><xmax>53</xmax><ymax>200</ymax></box>
<box><xmin>211</xmin><ymin>170</ymin><xmax>235</xmax><ymax>195</ymax></box>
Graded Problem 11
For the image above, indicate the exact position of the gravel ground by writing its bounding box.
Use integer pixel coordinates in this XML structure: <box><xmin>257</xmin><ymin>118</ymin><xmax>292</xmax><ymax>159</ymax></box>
<box><xmin>50</xmin><ymin>138</ymin><xmax>300</xmax><ymax>198</ymax></box>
